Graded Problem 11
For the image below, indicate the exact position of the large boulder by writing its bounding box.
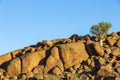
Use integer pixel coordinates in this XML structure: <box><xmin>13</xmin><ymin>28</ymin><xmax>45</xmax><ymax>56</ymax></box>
<box><xmin>94</xmin><ymin>43</ymin><xmax>104</xmax><ymax>56</ymax></box>
<box><xmin>7</xmin><ymin>57</ymin><xmax>21</xmax><ymax>76</ymax></box>
<box><xmin>86</xmin><ymin>40</ymin><xmax>104</xmax><ymax>56</ymax></box>
<box><xmin>97</xmin><ymin>64</ymin><xmax>115</xmax><ymax>77</ymax></box>
<box><xmin>44</xmin><ymin>47</ymin><xmax>64</xmax><ymax>73</ymax></box>
<box><xmin>116</xmin><ymin>39</ymin><xmax>120</xmax><ymax>47</ymax></box>
<box><xmin>11</xmin><ymin>49</ymin><xmax>22</xmax><ymax>58</ymax></box>
<box><xmin>58</xmin><ymin>42</ymin><xmax>89</xmax><ymax>69</ymax></box>
<box><xmin>112</xmin><ymin>48</ymin><xmax>120</xmax><ymax>56</ymax></box>
<box><xmin>107</xmin><ymin>32</ymin><xmax>119</xmax><ymax>47</ymax></box>
<box><xmin>21</xmin><ymin>50</ymin><xmax>45</xmax><ymax>73</ymax></box>
<box><xmin>0</xmin><ymin>53</ymin><xmax>12</xmax><ymax>66</ymax></box>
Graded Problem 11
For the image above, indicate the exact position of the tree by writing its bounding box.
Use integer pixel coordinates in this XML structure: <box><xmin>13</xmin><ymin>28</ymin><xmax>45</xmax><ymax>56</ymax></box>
<box><xmin>90</xmin><ymin>21</ymin><xmax>112</xmax><ymax>46</ymax></box>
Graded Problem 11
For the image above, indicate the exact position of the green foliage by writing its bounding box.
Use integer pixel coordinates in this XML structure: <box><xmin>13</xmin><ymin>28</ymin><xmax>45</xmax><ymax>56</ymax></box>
<box><xmin>90</xmin><ymin>21</ymin><xmax>112</xmax><ymax>37</ymax></box>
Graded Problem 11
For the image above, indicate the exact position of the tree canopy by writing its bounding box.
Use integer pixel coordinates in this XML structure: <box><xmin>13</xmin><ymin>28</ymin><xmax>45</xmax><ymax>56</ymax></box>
<box><xmin>90</xmin><ymin>22</ymin><xmax>112</xmax><ymax>37</ymax></box>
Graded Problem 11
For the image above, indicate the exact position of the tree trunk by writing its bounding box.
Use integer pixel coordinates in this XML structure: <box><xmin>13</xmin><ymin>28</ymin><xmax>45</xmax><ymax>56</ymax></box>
<box><xmin>100</xmin><ymin>39</ymin><xmax>103</xmax><ymax>46</ymax></box>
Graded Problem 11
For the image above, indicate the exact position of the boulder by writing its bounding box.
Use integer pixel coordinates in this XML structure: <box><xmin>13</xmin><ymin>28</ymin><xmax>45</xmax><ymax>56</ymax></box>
<box><xmin>0</xmin><ymin>53</ymin><xmax>12</xmax><ymax>66</ymax></box>
<box><xmin>58</xmin><ymin>42</ymin><xmax>89</xmax><ymax>69</ymax></box>
<box><xmin>97</xmin><ymin>64</ymin><xmax>115</xmax><ymax>77</ymax></box>
<box><xmin>94</xmin><ymin>43</ymin><xmax>104</xmax><ymax>56</ymax></box>
<box><xmin>52</xmin><ymin>67</ymin><xmax>62</xmax><ymax>76</ymax></box>
<box><xmin>7</xmin><ymin>57</ymin><xmax>21</xmax><ymax>76</ymax></box>
<box><xmin>86</xmin><ymin>41</ymin><xmax>104</xmax><ymax>56</ymax></box>
<box><xmin>11</xmin><ymin>49</ymin><xmax>22</xmax><ymax>58</ymax></box>
<box><xmin>116</xmin><ymin>40</ymin><xmax>120</xmax><ymax>47</ymax></box>
<box><xmin>42</xmin><ymin>40</ymin><xmax>53</xmax><ymax>47</ymax></box>
<box><xmin>44</xmin><ymin>47</ymin><xmax>64</xmax><ymax>73</ymax></box>
<box><xmin>33</xmin><ymin>65</ymin><xmax>44</xmax><ymax>74</ymax></box>
<box><xmin>107</xmin><ymin>32</ymin><xmax>119</xmax><ymax>47</ymax></box>
<box><xmin>86</xmin><ymin>40</ymin><xmax>97</xmax><ymax>56</ymax></box>
<box><xmin>112</xmin><ymin>48</ymin><xmax>120</xmax><ymax>56</ymax></box>
<box><xmin>21</xmin><ymin>50</ymin><xmax>45</xmax><ymax>73</ymax></box>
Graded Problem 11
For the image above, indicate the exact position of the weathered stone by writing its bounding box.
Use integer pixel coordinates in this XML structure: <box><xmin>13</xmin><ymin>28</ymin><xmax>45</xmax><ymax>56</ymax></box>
<box><xmin>26</xmin><ymin>71</ymin><xmax>34</xmax><ymax>78</ymax></box>
<box><xmin>58</xmin><ymin>42</ymin><xmax>89</xmax><ymax>69</ymax></box>
<box><xmin>52</xmin><ymin>67</ymin><xmax>62</xmax><ymax>76</ymax></box>
<box><xmin>0</xmin><ymin>68</ymin><xmax>4</xmax><ymax>76</ymax></box>
<box><xmin>42</xmin><ymin>40</ymin><xmax>53</xmax><ymax>47</ymax></box>
<box><xmin>44</xmin><ymin>47</ymin><xmax>64</xmax><ymax>73</ymax></box>
<box><xmin>79</xmin><ymin>74</ymin><xmax>89</xmax><ymax>80</ymax></box>
<box><xmin>23</xmin><ymin>47</ymin><xmax>35</xmax><ymax>54</ymax></box>
<box><xmin>69</xmin><ymin>67</ymin><xmax>76</xmax><ymax>74</ymax></box>
<box><xmin>0</xmin><ymin>53</ymin><xmax>12</xmax><ymax>65</ymax></box>
<box><xmin>11</xmin><ymin>49</ymin><xmax>22</xmax><ymax>58</ymax></box>
<box><xmin>7</xmin><ymin>57</ymin><xmax>21</xmax><ymax>76</ymax></box>
<box><xmin>35</xmin><ymin>73</ymin><xmax>43</xmax><ymax>80</ymax></box>
<box><xmin>87</xmin><ymin>58</ymin><xmax>91</xmax><ymax>65</ymax></box>
<box><xmin>105</xmin><ymin>48</ymin><xmax>112</xmax><ymax>54</ymax></box>
<box><xmin>112</xmin><ymin>48</ymin><xmax>120</xmax><ymax>56</ymax></box>
<box><xmin>86</xmin><ymin>40</ymin><xmax>96</xmax><ymax>56</ymax></box>
<box><xmin>115</xmin><ymin>76</ymin><xmax>120</xmax><ymax>80</ymax></box>
<box><xmin>33</xmin><ymin>65</ymin><xmax>44</xmax><ymax>74</ymax></box>
<box><xmin>73</xmin><ymin>64</ymin><xmax>80</xmax><ymax>70</ymax></box>
<box><xmin>21</xmin><ymin>75</ymin><xmax>27</xmax><ymax>80</ymax></box>
<box><xmin>116</xmin><ymin>40</ymin><xmax>120</xmax><ymax>47</ymax></box>
<box><xmin>21</xmin><ymin>50</ymin><xmax>45</xmax><ymax>73</ymax></box>
<box><xmin>94</xmin><ymin>43</ymin><xmax>104</xmax><ymax>56</ymax></box>
<box><xmin>12</xmin><ymin>76</ymin><xmax>18</xmax><ymax>80</ymax></box>
<box><xmin>97</xmin><ymin>64</ymin><xmax>115</xmax><ymax>77</ymax></box>
<box><xmin>107</xmin><ymin>32</ymin><xmax>119</xmax><ymax>47</ymax></box>
<box><xmin>98</xmin><ymin>57</ymin><xmax>105</xmax><ymax>65</ymax></box>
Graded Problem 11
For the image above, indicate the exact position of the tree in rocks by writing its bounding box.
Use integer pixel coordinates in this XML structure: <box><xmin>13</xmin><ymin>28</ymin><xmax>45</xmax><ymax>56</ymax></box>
<box><xmin>90</xmin><ymin>21</ymin><xmax>112</xmax><ymax>46</ymax></box>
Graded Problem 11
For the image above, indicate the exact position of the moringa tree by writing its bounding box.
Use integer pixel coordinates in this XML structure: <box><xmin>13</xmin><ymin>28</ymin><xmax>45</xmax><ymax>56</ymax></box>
<box><xmin>90</xmin><ymin>21</ymin><xmax>112</xmax><ymax>46</ymax></box>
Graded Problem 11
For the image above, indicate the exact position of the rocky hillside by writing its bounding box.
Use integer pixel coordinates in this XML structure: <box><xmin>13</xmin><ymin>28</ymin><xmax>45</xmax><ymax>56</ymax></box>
<box><xmin>0</xmin><ymin>32</ymin><xmax>120</xmax><ymax>80</ymax></box>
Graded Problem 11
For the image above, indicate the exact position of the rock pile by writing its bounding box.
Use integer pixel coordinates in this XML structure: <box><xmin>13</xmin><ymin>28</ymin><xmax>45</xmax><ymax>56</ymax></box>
<box><xmin>0</xmin><ymin>32</ymin><xmax>120</xmax><ymax>80</ymax></box>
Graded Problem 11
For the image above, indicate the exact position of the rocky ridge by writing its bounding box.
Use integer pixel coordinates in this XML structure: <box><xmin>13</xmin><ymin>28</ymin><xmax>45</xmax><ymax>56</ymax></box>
<box><xmin>0</xmin><ymin>32</ymin><xmax>120</xmax><ymax>80</ymax></box>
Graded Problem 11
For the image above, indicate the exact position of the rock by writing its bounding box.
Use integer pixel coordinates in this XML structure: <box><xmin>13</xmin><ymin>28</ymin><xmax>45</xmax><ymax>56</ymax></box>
<box><xmin>69</xmin><ymin>67</ymin><xmax>76</xmax><ymax>74</ymax></box>
<box><xmin>115</xmin><ymin>76</ymin><xmax>120</xmax><ymax>80</ymax></box>
<box><xmin>93</xmin><ymin>43</ymin><xmax>104</xmax><ymax>56</ymax></box>
<box><xmin>52</xmin><ymin>67</ymin><xmax>62</xmax><ymax>76</ymax></box>
<box><xmin>62</xmin><ymin>38</ymin><xmax>72</xmax><ymax>44</ymax></box>
<box><xmin>33</xmin><ymin>65</ymin><xmax>44</xmax><ymax>74</ymax></box>
<box><xmin>73</xmin><ymin>64</ymin><xmax>80</xmax><ymax>70</ymax></box>
<box><xmin>44</xmin><ymin>47</ymin><xmax>64</xmax><ymax>73</ymax></box>
<box><xmin>86</xmin><ymin>40</ymin><xmax>96</xmax><ymax>56</ymax></box>
<box><xmin>116</xmin><ymin>40</ymin><xmax>120</xmax><ymax>47</ymax></box>
<box><xmin>70</xmin><ymin>34</ymin><xmax>79</xmax><ymax>42</ymax></box>
<box><xmin>0</xmin><ymin>68</ymin><xmax>4</xmax><ymax>76</ymax></box>
<box><xmin>84</xmin><ymin>65</ymin><xmax>91</xmax><ymax>72</ymax></box>
<box><xmin>0</xmin><ymin>53</ymin><xmax>12</xmax><ymax>66</ymax></box>
<box><xmin>42</xmin><ymin>40</ymin><xmax>53</xmax><ymax>47</ymax></box>
<box><xmin>105</xmin><ymin>48</ymin><xmax>112</xmax><ymax>54</ymax></box>
<box><xmin>7</xmin><ymin>57</ymin><xmax>21</xmax><ymax>76</ymax></box>
<box><xmin>35</xmin><ymin>73</ymin><xmax>43</xmax><ymax>80</ymax></box>
<box><xmin>86</xmin><ymin>40</ymin><xmax>104</xmax><ymax>56</ymax></box>
<box><xmin>26</xmin><ymin>71</ymin><xmax>34</xmax><ymax>78</ymax></box>
<box><xmin>112</xmin><ymin>48</ymin><xmax>120</xmax><ymax>56</ymax></box>
<box><xmin>58</xmin><ymin>42</ymin><xmax>89</xmax><ymax>69</ymax></box>
<box><xmin>87</xmin><ymin>58</ymin><xmax>91</xmax><ymax>65</ymax></box>
<box><xmin>21</xmin><ymin>50</ymin><xmax>45</xmax><ymax>73</ymax></box>
<box><xmin>12</xmin><ymin>76</ymin><xmax>18</xmax><ymax>80</ymax></box>
<box><xmin>11</xmin><ymin>49</ymin><xmax>22</xmax><ymax>58</ymax></box>
<box><xmin>23</xmin><ymin>47</ymin><xmax>35</xmax><ymax>54</ymax></box>
<box><xmin>79</xmin><ymin>74</ymin><xmax>89</xmax><ymax>80</ymax></box>
<box><xmin>21</xmin><ymin>75</ymin><xmax>27</xmax><ymax>80</ymax></box>
<box><xmin>97</xmin><ymin>64</ymin><xmax>115</xmax><ymax>77</ymax></box>
<box><xmin>117</xmin><ymin>32</ymin><xmax>120</xmax><ymax>36</ymax></box>
<box><xmin>98</xmin><ymin>57</ymin><xmax>105</xmax><ymax>65</ymax></box>
<box><xmin>107</xmin><ymin>32</ymin><xmax>119</xmax><ymax>47</ymax></box>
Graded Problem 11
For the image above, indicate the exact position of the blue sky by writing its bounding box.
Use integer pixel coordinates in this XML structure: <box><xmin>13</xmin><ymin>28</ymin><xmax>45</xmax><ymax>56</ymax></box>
<box><xmin>0</xmin><ymin>0</ymin><xmax>120</xmax><ymax>55</ymax></box>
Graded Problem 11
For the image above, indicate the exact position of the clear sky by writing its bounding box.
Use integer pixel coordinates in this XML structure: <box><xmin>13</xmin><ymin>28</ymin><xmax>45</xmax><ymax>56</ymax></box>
<box><xmin>0</xmin><ymin>0</ymin><xmax>120</xmax><ymax>55</ymax></box>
